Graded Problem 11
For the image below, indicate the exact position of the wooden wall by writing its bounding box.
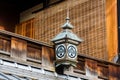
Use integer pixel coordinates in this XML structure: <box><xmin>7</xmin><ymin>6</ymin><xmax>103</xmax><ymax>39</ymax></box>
<box><xmin>74</xmin><ymin>55</ymin><xmax>120</xmax><ymax>80</ymax></box>
<box><xmin>0</xmin><ymin>30</ymin><xmax>120</xmax><ymax>79</ymax></box>
<box><xmin>15</xmin><ymin>0</ymin><xmax>118</xmax><ymax>61</ymax></box>
<box><xmin>106</xmin><ymin>0</ymin><xmax>118</xmax><ymax>61</ymax></box>
<box><xmin>0</xmin><ymin>30</ymin><xmax>54</xmax><ymax>71</ymax></box>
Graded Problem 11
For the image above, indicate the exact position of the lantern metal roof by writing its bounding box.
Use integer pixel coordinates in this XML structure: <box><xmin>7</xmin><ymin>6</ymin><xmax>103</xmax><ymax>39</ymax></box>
<box><xmin>51</xmin><ymin>17</ymin><xmax>83</xmax><ymax>43</ymax></box>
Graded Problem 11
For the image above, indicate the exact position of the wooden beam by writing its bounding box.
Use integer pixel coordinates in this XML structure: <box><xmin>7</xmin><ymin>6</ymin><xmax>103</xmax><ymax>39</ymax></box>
<box><xmin>32</xmin><ymin>0</ymin><xmax>64</xmax><ymax>13</ymax></box>
<box><xmin>0</xmin><ymin>30</ymin><xmax>52</xmax><ymax>47</ymax></box>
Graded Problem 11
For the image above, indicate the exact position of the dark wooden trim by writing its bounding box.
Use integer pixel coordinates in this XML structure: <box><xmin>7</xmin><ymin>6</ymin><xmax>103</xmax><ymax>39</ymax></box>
<box><xmin>43</xmin><ymin>0</ymin><xmax>50</xmax><ymax>8</ymax></box>
<box><xmin>117</xmin><ymin>0</ymin><xmax>120</xmax><ymax>53</ymax></box>
<box><xmin>97</xmin><ymin>62</ymin><xmax>108</xmax><ymax>68</ymax></box>
<box><xmin>27</xmin><ymin>42</ymin><xmax>42</xmax><ymax>49</ymax></box>
<box><xmin>0</xmin><ymin>35</ymin><xmax>11</xmax><ymax>41</ymax></box>
<box><xmin>27</xmin><ymin>58</ymin><xmax>42</xmax><ymax>64</ymax></box>
<box><xmin>32</xmin><ymin>0</ymin><xmax>65</xmax><ymax>13</ymax></box>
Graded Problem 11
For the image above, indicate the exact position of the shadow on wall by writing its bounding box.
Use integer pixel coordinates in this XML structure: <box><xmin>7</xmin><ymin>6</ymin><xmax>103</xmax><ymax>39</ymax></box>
<box><xmin>0</xmin><ymin>26</ymin><xmax>5</xmax><ymax>30</ymax></box>
<box><xmin>0</xmin><ymin>2</ymin><xmax>19</xmax><ymax>32</ymax></box>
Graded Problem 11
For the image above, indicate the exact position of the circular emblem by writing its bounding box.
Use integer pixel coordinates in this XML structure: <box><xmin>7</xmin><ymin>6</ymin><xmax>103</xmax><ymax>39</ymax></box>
<box><xmin>56</xmin><ymin>45</ymin><xmax>66</xmax><ymax>58</ymax></box>
<box><xmin>68</xmin><ymin>46</ymin><xmax>76</xmax><ymax>58</ymax></box>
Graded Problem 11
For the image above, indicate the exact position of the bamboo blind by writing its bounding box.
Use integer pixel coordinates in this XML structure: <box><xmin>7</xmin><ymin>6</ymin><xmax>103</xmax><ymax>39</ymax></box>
<box><xmin>15</xmin><ymin>0</ymin><xmax>107</xmax><ymax>60</ymax></box>
<box><xmin>15</xmin><ymin>18</ymin><xmax>35</xmax><ymax>38</ymax></box>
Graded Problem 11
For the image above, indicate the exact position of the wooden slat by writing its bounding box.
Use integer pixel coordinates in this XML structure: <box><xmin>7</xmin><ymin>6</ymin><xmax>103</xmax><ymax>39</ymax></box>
<box><xmin>27</xmin><ymin>46</ymin><xmax>42</xmax><ymax>61</ymax></box>
<box><xmin>11</xmin><ymin>37</ymin><xmax>27</xmax><ymax>61</ymax></box>
<box><xmin>42</xmin><ymin>46</ymin><xmax>55</xmax><ymax>71</ymax></box>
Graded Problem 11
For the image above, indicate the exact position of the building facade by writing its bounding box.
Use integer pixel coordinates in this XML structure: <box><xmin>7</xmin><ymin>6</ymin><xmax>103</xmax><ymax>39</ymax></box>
<box><xmin>0</xmin><ymin>0</ymin><xmax>120</xmax><ymax>80</ymax></box>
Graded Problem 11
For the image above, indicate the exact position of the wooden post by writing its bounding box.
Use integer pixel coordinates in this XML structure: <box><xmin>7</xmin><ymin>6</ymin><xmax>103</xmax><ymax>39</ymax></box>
<box><xmin>11</xmin><ymin>37</ymin><xmax>27</xmax><ymax>61</ymax></box>
<box><xmin>109</xmin><ymin>65</ymin><xmax>120</xmax><ymax>80</ymax></box>
<box><xmin>42</xmin><ymin>46</ymin><xmax>55</xmax><ymax>71</ymax></box>
<box><xmin>85</xmin><ymin>59</ymin><xmax>98</xmax><ymax>79</ymax></box>
<box><xmin>106</xmin><ymin>0</ymin><xmax>118</xmax><ymax>61</ymax></box>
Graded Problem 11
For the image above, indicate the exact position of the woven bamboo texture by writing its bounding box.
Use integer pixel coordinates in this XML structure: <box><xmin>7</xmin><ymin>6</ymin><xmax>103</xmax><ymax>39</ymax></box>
<box><xmin>15</xmin><ymin>0</ymin><xmax>117</xmax><ymax>61</ymax></box>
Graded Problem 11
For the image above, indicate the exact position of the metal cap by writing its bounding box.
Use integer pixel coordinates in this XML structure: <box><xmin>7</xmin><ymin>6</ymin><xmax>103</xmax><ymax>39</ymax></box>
<box><xmin>61</xmin><ymin>17</ymin><xmax>73</xmax><ymax>29</ymax></box>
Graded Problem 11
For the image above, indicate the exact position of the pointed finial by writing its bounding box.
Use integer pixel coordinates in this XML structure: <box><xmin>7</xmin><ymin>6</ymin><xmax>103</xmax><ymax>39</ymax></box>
<box><xmin>62</xmin><ymin>17</ymin><xmax>73</xmax><ymax>29</ymax></box>
<box><xmin>61</xmin><ymin>0</ymin><xmax>73</xmax><ymax>29</ymax></box>
<box><xmin>66</xmin><ymin>16</ymin><xmax>70</xmax><ymax>23</ymax></box>
<box><xmin>66</xmin><ymin>0</ymin><xmax>70</xmax><ymax>22</ymax></box>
